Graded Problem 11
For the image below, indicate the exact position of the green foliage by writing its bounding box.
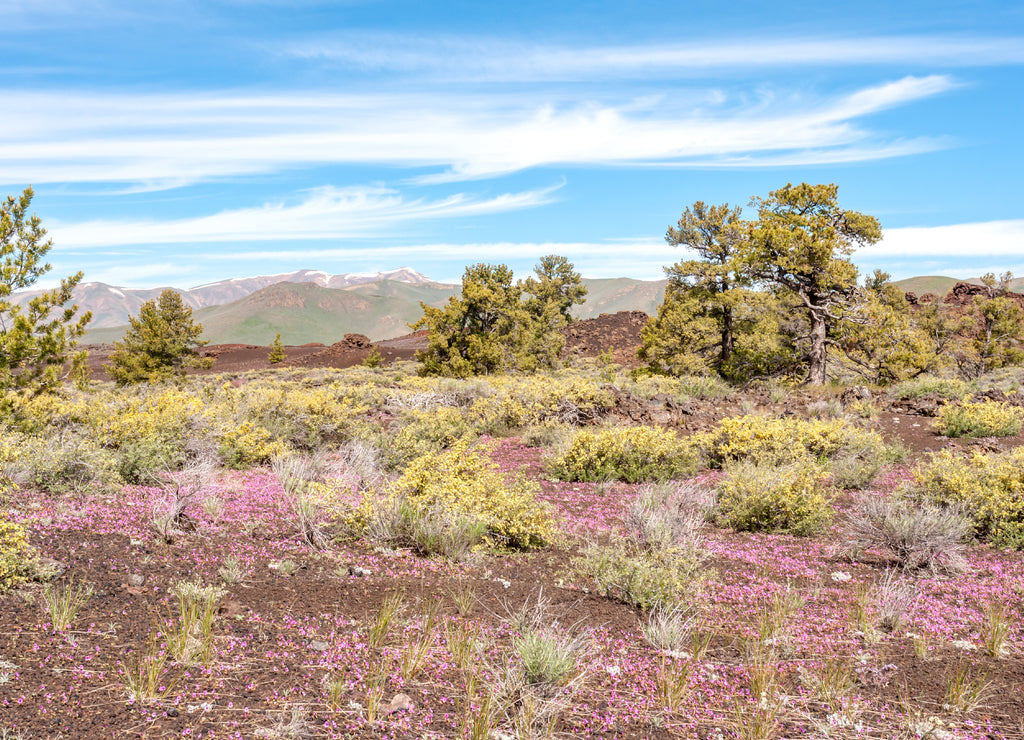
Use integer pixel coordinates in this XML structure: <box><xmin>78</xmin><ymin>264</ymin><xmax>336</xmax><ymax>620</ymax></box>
<box><xmin>11</xmin><ymin>435</ymin><xmax>120</xmax><ymax>495</ymax></box>
<box><xmin>643</xmin><ymin>200</ymin><xmax>755</xmax><ymax>378</ymax></box>
<box><xmin>905</xmin><ymin>447</ymin><xmax>1024</xmax><ymax>548</ymax></box>
<box><xmin>891</xmin><ymin>376</ymin><xmax>973</xmax><ymax>401</ymax></box>
<box><xmin>107</xmin><ymin>290</ymin><xmax>212</xmax><ymax>385</ymax></box>
<box><xmin>715</xmin><ymin>459</ymin><xmax>833</xmax><ymax>535</ymax></box>
<box><xmin>574</xmin><ymin>539</ymin><xmax>705</xmax><ymax>611</ymax></box>
<box><xmin>934</xmin><ymin>401</ymin><xmax>1024</xmax><ymax>438</ymax></box>
<box><xmin>743</xmin><ymin>183</ymin><xmax>882</xmax><ymax>385</ymax></box>
<box><xmin>547</xmin><ymin>426</ymin><xmax>699</xmax><ymax>483</ymax></box>
<box><xmin>952</xmin><ymin>273</ymin><xmax>1024</xmax><ymax>378</ymax></box>
<box><xmin>369</xmin><ymin>498</ymin><xmax>488</xmax><ymax>560</ymax></box>
<box><xmin>0</xmin><ymin>513</ymin><xmax>35</xmax><ymax>591</ymax></box>
<box><xmin>522</xmin><ymin>254</ymin><xmax>588</xmax><ymax>323</ymax></box>
<box><xmin>363</xmin><ymin>346</ymin><xmax>384</xmax><ymax>368</ymax></box>
<box><xmin>387</xmin><ymin>440</ymin><xmax>553</xmax><ymax>549</ymax></box>
<box><xmin>836</xmin><ymin>272</ymin><xmax>938</xmax><ymax>384</ymax></box>
<box><xmin>0</xmin><ymin>188</ymin><xmax>91</xmax><ymax>395</ymax></box>
<box><xmin>413</xmin><ymin>257</ymin><xmax>585</xmax><ymax>377</ymax></box>
<box><xmin>268</xmin><ymin>333</ymin><xmax>286</xmax><ymax>364</ymax></box>
<box><xmin>385</xmin><ymin>406</ymin><xmax>477</xmax><ymax>470</ymax></box>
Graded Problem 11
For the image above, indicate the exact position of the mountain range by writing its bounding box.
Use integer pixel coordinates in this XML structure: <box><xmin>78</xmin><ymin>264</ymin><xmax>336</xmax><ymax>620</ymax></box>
<box><xmin>14</xmin><ymin>269</ymin><xmax>1019</xmax><ymax>346</ymax></box>
<box><xmin>58</xmin><ymin>269</ymin><xmax>668</xmax><ymax>345</ymax></box>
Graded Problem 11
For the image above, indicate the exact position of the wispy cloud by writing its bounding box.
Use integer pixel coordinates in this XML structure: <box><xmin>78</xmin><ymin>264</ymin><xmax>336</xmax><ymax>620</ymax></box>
<box><xmin>0</xmin><ymin>75</ymin><xmax>956</xmax><ymax>188</ymax></box>
<box><xmin>48</xmin><ymin>182</ymin><xmax>562</xmax><ymax>248</ymax></box>
<box><xmin>284</xmin><ymin>33</ymin><xmax>1024</xmax><ymax>80</ymax></box>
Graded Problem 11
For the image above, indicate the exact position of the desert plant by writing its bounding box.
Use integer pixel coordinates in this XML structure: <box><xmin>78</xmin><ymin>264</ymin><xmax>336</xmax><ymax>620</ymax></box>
<box><xmin>694</xmin><ymin>414</ymin><xmax>884</xmax><ymax>468</ymax></box>
<box><xmin>905</xmin><ymin>447</ymin><xmax>1024</xmax><ymax>548</ymax></box>
<box><xmin>715</xmin><ymin>458</ymin><xmax>832</xmax><ymax>535</ymax></box>
<box><xmin>873</xmin><ymin>570</ymin><xmax>918</xmax><ymax>633</ymax></box>
<box><xmin>120</xmin><ymin>632</ymin><xmax>177</xmax><ymax>703</ymax></box>
<box><xmin>448</xmin><ymin>581</ymin><xmax>477</xmax><ymax>617</ymax></box>
<box><xmin>828</xmin><ymin>444</ymin><xmax>884</xmax><ymax>490</ymax></box>
<box><xmin>515</xmin><ymin>627</ymin><xmax>589</xmax><ymax>686</ymax></box>
<box><xmin>574</xmin><ymin>539</ymin><xmax>705</xmax><ymax>611</ymax></box>
<box><xmin>891</xmin><ymin>376</ymin><xmax>972</xmax><ymax>401</ymax></box>
<box><xmin>167</xmin><ymin>580</ymin><xmax>225</xmax><ymax>665</ymax></box>
<box><xmin>0</xmin><ymin>514</ymin><xmax>36</xmax><ymax>592</ymax></box>
<box><xmin>11</xmin><ymin>435</ymin><xmax>119</xmax><ymax>496</ymax></box>
<box><xmin>218</xmin><ymin>555</ymin><xmax>247</xmax><ymax>584</ymax></box>
<box><xmin>982</xmin><ymin>603</ymin><xmax>1011</xmax><ymax>658</ymax></box>
<box><xmin>935</xmin><ymin>400</ymin><xmax>1024</xmax><ymax>437</ymax></box>
<box><xmin>41</xmin><ymin>577</ymin><xmax>93</xmax><ymax>630</ymax></box>
<box><xmin>840</xmin><ymin>496</ymin><xmax>970</xmax><ymax>573</ymax></box>
<box><xmin>942</xmin><ymin>663</ymin><xmax>992</xmax><ymax>714</ymax></box>
<box><xmin>800</xmin><ymin>656</ymin><xmax>856</xmax><ymax>713</ymax></box>
<box><xmin>624</xmin><ymin>482</ymin><xmax>711</xmax><ymax>559</ymax></box>
<box><xmin>641</xmin><ymin>606</ymin><xmax>695</xmax><ymax>656</ymax></box>
<box><xmin>367</xmin><ymin>497</ymin><xmax>487</xmax><ymax>560</ymax></box>
<box><xmin>547</xmin><ymin>425</ymin><xmax>699</xmax><ymax>483</ymax></box>
<box><xmin>655</xmin><ymin>656</ymin><xmax>692</xmax><ymax>712</ymax></box>
<box><xmin>385</xmin><ymin>441</ymin><xmax>553</xmax><ymax>550</ymax></box>
<box><xmin>400</xmin><ymin>599</ymin><xmax>440</xmax><ymax>680</ymax></box>
<box><xmin>368</xmin><ymin>591</ymin><xmax>405</xmax><ymax>649</ymax></box>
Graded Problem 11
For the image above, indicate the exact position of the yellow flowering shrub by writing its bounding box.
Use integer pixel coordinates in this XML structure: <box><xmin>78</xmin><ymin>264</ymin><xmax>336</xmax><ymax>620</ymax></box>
<box><xmin>0</xmin><ymin>514</ymin><xmax>35</xmax><ymax>591</ymax></box>
<box><xmin>716</xmin><ymin>458</ymin><xmax>832</xmax><ymax>535</ymax></box>
<box><xmin>694</xmin><ymin>414</ymin><xmax>884</xmax><ymax>468</ymax></box>
<box><xmin>906</xmin><ymin>447</ymin><xmax>1024</xmax><ymax>547</ymax></box>
<box><xmin>388</xmin><ymin>440</ymin><xmax>553</xmax><ymax>549</ymax></box>
<box><xmin>547</xmin><ymin>426</ymin><xmax>699</xmax><ymax>483</ymax></box>
<box><xmin>385</xmin><ymin>407</ymin><xmax>478</xmax><ymax>470</ymax></box>
<box><xmin>219</xmin><ymin>421</ymin><xmax>288</xmax><ymax>468</ymax></box>
<box><xmin>231</xmin><ymin>383</ymin><xmax>363</xmax><ymax>449</ymax></box>
<box><xmin>101</xmin><ymin>388</ymin><xmax>208</xmax><ymax>448</ymax></box>
<box><xmin>934</xmin><ymin>401</ymin><xmax>1024</xmax><ymax>438</ymax></box>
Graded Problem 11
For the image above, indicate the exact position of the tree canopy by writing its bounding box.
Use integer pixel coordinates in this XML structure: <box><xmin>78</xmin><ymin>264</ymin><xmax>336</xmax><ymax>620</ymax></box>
<box><xmin>414</xmin><ymin>257</ymin><xmax>586</xmax><ymax>377</ymax></box>
<box><xmin>0</xmin><ymin>187</ymin><xmax>91</xmax><ymax>395</ymax></box>
<box><xmin>107</xmin><ymin>289</ymin><xmax>212</xmax><ymax>384</ymax></box>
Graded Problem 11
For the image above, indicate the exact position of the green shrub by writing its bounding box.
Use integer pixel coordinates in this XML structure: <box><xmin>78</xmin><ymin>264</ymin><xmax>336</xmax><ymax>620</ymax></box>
<box><xmin>12</xmin><ymin>435</ymin><xmax>120</xmax><ymax>495</ymax></box>
<box><xmin>116</xmin><ymin>436</ymin><xmax>184</xmax><ymax>484</ymax></box>
<box><xmin>386</xmin><ymin>440</ymin><xmax>553</xmax><ymax>549</ymax></box>
<box><xmin>694</xmin><ymin>414</ymin><xmax>884</xmax><ymax>468</ymax></box>
<box><xmin>904</xmin><ymin>447</ymin><xmax>1024</xmax><ymax>548</ymax></box>
<box><xmin>367</xmin><ymin>497</ymin><xmax>487</xmax><ymax>560</ymax></box>
<box><xmin>547</xmin><ymin>426</ymin><xmax>699</xmax><ymax>483</ymax></box>
<box><xmin>219</xmin><ymin>421</ymin><xmax>288</xmax><ymax>468</ymax></box>
<box><xmin>828</xmin><ymin>439</ymin><xmax>888</xmax><ymax>490</ymax></box>
<box><xmin>0</xmin><ymin>514</ymin><xmax>35</xmax><ymax>591</ymax></box>
<box><xmin>715</xmin><ymin>459</ymin><xmax>832</xmax><ymax>535</ymax></box>
<box><xmin>890</xmin><ymin>376</ymin><xmax>973</xmax><ymax>401</ymax></box>
<box><xmin>573</xmin><ymin>540</ymin><xmax>705</xmax><ymax>611</ymax></box>
<box><xmin>934</xmin><ymin>401</ymin><xmax>1024</xmax><ymax>438</ymax></box>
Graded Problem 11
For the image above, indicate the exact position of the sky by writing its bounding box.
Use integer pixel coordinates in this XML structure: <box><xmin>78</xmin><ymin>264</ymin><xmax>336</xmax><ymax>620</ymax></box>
<box><xmin>2</xmin><ymin>0</ymin><xmax>1023</xmax><ymax>289</ymax></box>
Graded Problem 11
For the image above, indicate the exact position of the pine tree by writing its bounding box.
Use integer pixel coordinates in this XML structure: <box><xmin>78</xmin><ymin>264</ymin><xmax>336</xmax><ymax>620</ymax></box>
<box><xmin>106</xmin><ymin>290</ymin><xmax>211</xmax><ymax>384</ymax></box>
<box><xmin>268</xmin><ymin>333</ymin><xmax>286</xmax><ymax>364</ymax></box>
<box><xmin>1</xmin><ymin>187</ymin><xmax>91</xmax><ymax>395</ymax></box>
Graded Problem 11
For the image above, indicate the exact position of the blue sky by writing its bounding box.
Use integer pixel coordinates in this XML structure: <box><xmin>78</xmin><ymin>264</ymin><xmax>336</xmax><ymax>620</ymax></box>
<box><xmin>3</xmin><ymin>0</ymin><xmax>1023</xmax><ymax>288</ymax></box>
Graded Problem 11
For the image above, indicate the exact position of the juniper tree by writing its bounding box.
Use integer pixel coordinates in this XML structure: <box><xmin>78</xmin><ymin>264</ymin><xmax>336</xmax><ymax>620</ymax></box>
<box><xmin>743</xmin><ymin>183</ymin><xmax>881</xmax><ymax>385</ymax></box>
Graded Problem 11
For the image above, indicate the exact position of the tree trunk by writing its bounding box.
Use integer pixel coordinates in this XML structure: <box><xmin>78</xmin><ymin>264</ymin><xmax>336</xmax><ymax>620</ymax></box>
<box><xmin>807</xmin><ymin>308</ymin><xmax>828</xmax><ymax>385</ymax></box>
<box><xmin>720</xmin><ymin>307</ymin><xmax>733</xmax><ymax>367</ymax></box>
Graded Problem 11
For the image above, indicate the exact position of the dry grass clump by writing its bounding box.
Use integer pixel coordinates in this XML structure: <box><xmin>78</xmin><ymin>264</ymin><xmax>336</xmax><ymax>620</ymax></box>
<box><xmin>840</xmin><ymin>496</ymin><xmax>971</xmax><ymax>574</ymax></box>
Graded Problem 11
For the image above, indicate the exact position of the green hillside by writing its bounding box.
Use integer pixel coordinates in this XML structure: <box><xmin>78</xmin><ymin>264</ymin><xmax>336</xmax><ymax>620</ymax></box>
<box><xmin>892</xmin><ymin>275</ymin><xmax>959</xmax><ymax>296</ymax></box>
<box><xmin>84</xmin><ymin>280</ymin><xmax>460</xmax><ymax>345</ymax></box>
<box><xmin>575</xmin><ymin>278</ymin><xmax>667</xmax><ymax>318</ymax></box>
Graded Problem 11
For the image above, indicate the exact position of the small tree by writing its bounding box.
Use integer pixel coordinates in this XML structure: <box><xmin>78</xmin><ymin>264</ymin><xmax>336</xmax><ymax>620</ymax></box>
<box><xmin>835</xmin><ymin>271</ymin><xmax>937</xmax><ymax>384</ymax></box>
<box><xmin>107</xmin><ymin>290</ymin><xmax>211</xmax><ymax>384</ymax></box>
<box><xmin>522</xmin><ymin>254</ymin><xmax>588</xmax><ymax>323</ymax></box>
<box><xmin>952</xmin><ymin>273</ymin><xmax>1024</xmax><ymax>378</ymax></box>
<box><xmin>743</xmin><ymin>183</ymin><xmax>881</xmax><ymax>385</ymax></box>
<box><xmin>268</xmin><ymin>333</ymin><xmax>286</xmax><ymax>364</ymax></box>
<box><xmin>1</xmin><ymin>187</ymin><xmax>91</xmax><ymax>395</ymax></box>
<box><xmin>414</xmin><ymin>257</ymin><xmax>586</xmax><ymax>377</ymax></box>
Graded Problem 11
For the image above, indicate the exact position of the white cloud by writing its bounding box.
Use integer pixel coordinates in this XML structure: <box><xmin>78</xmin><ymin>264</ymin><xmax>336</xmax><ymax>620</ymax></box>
<box><xmin>48</xmin><ymin>182</ymin><xmax>561</xmax><ymax>248</ymax></box>
<box><xmin>0</xmin><ymin>76</ymin><xmax>956</xmax><ymax>188</ymax></box>
<box><xmin>864</xmin><ymin>220</ymin><xmax>1024</xmax><ymax>258</ymax></box>
<box><xmin>284</xmin><ymin>33</ymin><xmax>1024</xmax><ymax>79</ymax></box>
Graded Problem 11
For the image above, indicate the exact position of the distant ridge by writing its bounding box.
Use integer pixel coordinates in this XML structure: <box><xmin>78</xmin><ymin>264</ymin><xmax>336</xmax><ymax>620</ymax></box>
<box><xmin>80</xmin><ymin>275</ymin><xmax>669</xmax><ymax>345</ymax></box>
